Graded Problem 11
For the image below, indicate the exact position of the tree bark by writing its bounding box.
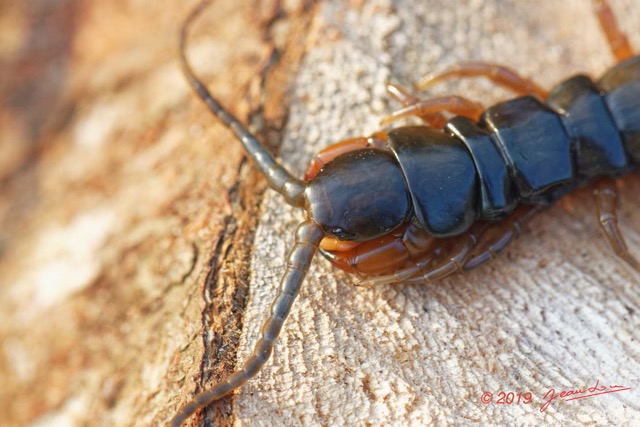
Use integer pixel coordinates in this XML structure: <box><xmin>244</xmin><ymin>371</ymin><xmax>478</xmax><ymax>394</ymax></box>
<box><xmin>1</xmin><ymin>1</ymin><xmax>639</xmax><ymax>426</ymax></box>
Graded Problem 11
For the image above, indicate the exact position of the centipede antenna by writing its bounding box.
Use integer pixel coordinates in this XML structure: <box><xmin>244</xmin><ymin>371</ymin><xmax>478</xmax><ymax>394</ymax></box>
<box><xmin>169</xmin><ymin>220</ymin><xmax>324</xmax><ymax>427</ymax></box>
<box><xmin>179</xmin><ymin>0</ymin><xmax>306</xmax><ymax>208</ymax></box>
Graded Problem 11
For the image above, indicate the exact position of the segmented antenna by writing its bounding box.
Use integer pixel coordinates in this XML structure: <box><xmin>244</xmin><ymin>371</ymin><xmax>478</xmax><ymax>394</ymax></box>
<box><xmin>169</xmin><ymin>220</ymin><xmax>324</xmax><ymax>426</ymax></box>
<box><xmin>179</xmin><ymin>0</ymin><xmax>306</xmax><ymax>207</ymax></box>
<box><xmin>173</xmin><ymin>6</ymin><xmax>323</xmax><ymax>424</ymax></box>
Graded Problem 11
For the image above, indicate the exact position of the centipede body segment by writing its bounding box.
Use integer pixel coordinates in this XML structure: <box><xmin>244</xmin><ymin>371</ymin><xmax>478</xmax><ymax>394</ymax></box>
<box><xmin>170</xmin><ymin>1</ymin><xmax>639</xmax><ymax>425</ymax></box>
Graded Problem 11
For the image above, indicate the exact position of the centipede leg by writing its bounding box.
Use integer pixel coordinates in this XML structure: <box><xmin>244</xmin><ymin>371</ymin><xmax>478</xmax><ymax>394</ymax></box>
<box><xmin>362</xmin><ymin>207</ymin><xmax>537</xmax><ymax>287</ymax></box>
<box><xmin>593</xmin><ymin>0</ymin><xmax>634</xmax><ymax>62</ymax></box>
<box><xmin>354</xmin><ymin>253</ymin><xmax>439</xmax><ymax>288</ymax></box>
<box><xmin>353</xmin><ymin>228</ymin><xmax>445</xmax><ymax>287</ymax></box>
<box><xmin>462</xmin><ymin>206</ymin><xmax>540</xmax><ymax>271</ymax></box>
<box><xmin>400</xmin><ymin>223</ymin><xmax>488</xmax><ymax>284</ymax></box>
<box><xmin>385</xmin><ymin>61</ymin><xmax>547</xmax><ymax>127</ymax></box>
<box><xmin>323</xmin><ymin>222</ymin><xmax>439</xmax><ymax>277</ymax></box>
<box><xmin>594</xmin><ymin>179</ymin><xmax>640</xmax><ymax>271</ymax></box>
<box><xmin>381</xmin><ymin>93</ymin><xmax>485</xmax><ymax>125</ymax></box>
<box><xmin>415</xmin><ymin>62</ymin><xmax>548</xmax><ymax>99</ymax></box>
<box><xmin>386</xmin><ymin>83</ymin><xmax>448</xmax><ymax>128</ymax></box>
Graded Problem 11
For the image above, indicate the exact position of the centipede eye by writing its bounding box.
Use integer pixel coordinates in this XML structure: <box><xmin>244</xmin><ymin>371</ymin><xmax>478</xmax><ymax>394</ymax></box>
<box><xmin>330</xmin><ymin>227</ymin><xmax>353</xmax><ymax>240</ymax></box>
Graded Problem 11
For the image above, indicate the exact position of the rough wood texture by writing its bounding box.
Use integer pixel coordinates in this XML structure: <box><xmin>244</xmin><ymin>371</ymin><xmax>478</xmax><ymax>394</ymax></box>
<box><xmin>1</xmin><ymin>1</ymin><xmax>639</xmax><ymax>426</ymax></box>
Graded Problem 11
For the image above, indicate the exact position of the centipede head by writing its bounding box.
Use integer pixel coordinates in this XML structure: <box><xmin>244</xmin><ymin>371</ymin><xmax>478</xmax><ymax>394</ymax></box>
<box><xmin>304</xmin><ymin>148</ymin><xmax>410</xmax><ymax>241</ymax></box>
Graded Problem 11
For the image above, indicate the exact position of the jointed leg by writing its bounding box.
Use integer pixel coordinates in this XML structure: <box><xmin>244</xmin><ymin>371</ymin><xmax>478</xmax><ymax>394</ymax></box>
<box><xmin>463</xmin><ymin>206</ymin><xmax>540</xmax><ymax>271</ymax></box>
<box><xmin>416</xmin><ymin>62</ymin><xmax>548</xmax><ymax>99</ymax></box>
<box><xmin>411</xmin><ymin>1</ymin><xmax>634</xmax><ymax>99</ymax></box>
<box><xmin>322</xmin><ymin>223</ymin><xmax>438</xmax><ymax>278</ymax></box>
<box><xmin>593</xmin><ymin>0</ymin><xmax>634</xmax><ymax>62</ymax></box>
<box><xmin>402</xmin><ymin>207</ymin><xmax>538</xmax><ymax>284</ymax></box>
<box><xmin>363</xmin><ymin>206</ymin><xmax>537</xmax><ymax>287</ymax></box>
<box><xmin>594</xmin><ymin>179</ymin><xmax>640</xmax><ymax>271</ymax></box>
<box><xmin>401</xmin><ymin>223</ymin><xmax>488</xmax><ymax>285</ymax></box>
<box><xmin>381</xmin><ymin>94</ymin><xmax>485</xmax><ymax>125</ymax></box>
<box><xmin>354</xmin><ymin>249</ymin><xmax>440</xmax><ymax>288</ymax></box>
<box><xmin>384</xmin><ymin>62</ymin><xmax>545</xmax><ymax>126</ymax></box>
<box><xmin>386</xmin><ymin>83</ymin><xmax>447</xmax><ymax>128</ymax></box>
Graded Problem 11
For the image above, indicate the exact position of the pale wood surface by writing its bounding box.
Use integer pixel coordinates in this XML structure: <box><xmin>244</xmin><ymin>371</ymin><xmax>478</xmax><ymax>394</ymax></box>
<box><xmin>1</xmin><ymin>1</ymin><xmax>639</xmax><ymax>427</ymax></box>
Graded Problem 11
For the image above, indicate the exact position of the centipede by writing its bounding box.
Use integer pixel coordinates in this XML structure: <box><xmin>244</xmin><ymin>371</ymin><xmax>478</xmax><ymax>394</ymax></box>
<box><xmin>170</xmin><ymin>0</ymin><xmax>639</xmax><ymax>425</ymax></box>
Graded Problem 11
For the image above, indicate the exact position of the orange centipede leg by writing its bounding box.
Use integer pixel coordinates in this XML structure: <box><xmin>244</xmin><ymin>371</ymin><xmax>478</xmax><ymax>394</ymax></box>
<box><xmin>323</xmin><ymin>223</ymin><xmax>439</xmax><ymax>278</ymax></box>
<box><xmin>416</xmin><ymin>62</ymin><xmax>548</xmax><ymax>99</ymax></box>
<box><xmin>381</xmin><ymin>94</ymin><xmax>485</xmax><ymax>126</ymax></box>
<box><xmin>593</xmin><ymin>0</ymin><xmax>634</xmax><ymax>62</ymax></box>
